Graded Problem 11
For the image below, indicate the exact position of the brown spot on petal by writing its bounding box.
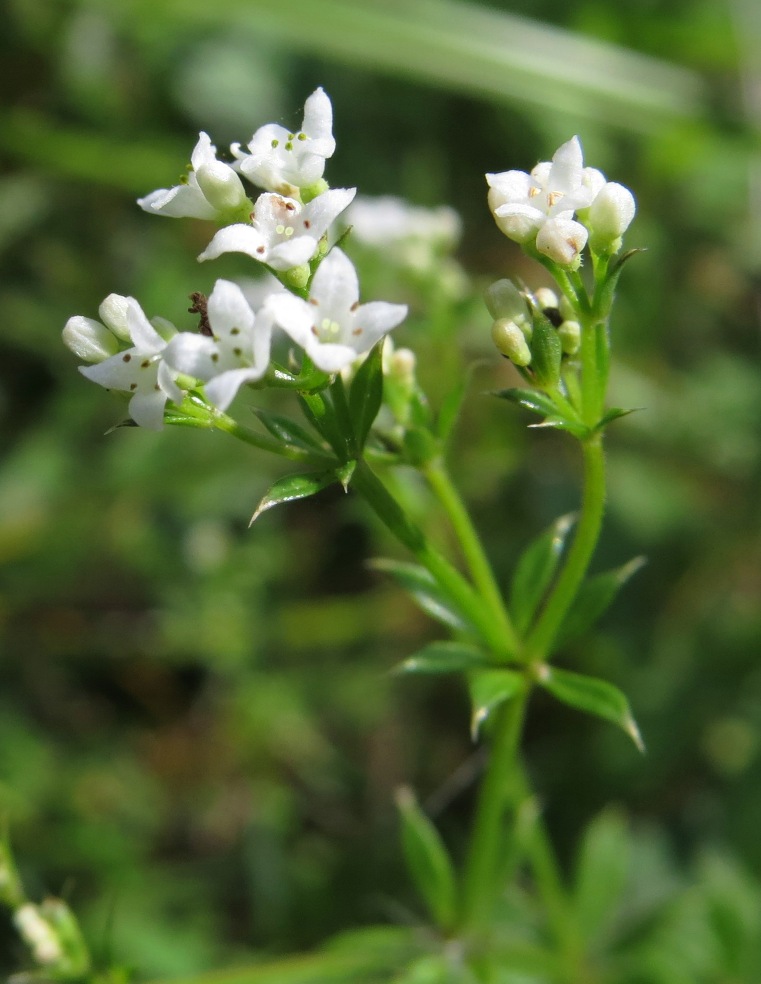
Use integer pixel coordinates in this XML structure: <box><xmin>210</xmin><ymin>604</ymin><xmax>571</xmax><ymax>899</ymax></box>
<box><xmin>285</xmin><ymin>202</ymin><xmax>296</xmax><ymax>211</ymax></box>
<box><xmin>256</xmin><ymin>246</ymin><xmax>266</xmax><ymax>254</ymax></box>
<box><xmin>350</xmin><ymin>301</ymin><xmax>359</xmax><ymax>312</ymax></box>
<box><xmin>309</xmin><ymin>298</ymin><xmax>319</xmax><ymax>305</ymax></box>
<box><xmin>233</xmin><ymin>348</ymin><xmax>242</xmax><ymax>357</ymax></box>
<box><xmin>311</xmin><ymin>326</ymin><xmax>319</xmax><ymax>336</ymax></box>
<box><xmin>303</xmin><ymin>219</ymin><xmax>311</xmax><ymax>229</ymax></box>
<box><xmin>230</xmin><ymin>327</ymin><xmax>240</xmax><ymax>335</ymax></box>
<box><xmin>141</xmin><ymin>359</ymin><xmax>150</xmax><ymax>368</ymax></box>
<box><xmin>352</xmin><ymin>328</ymin><xmax>363</xmax><ymax>336</ymax></box>
<box><xmin>129</xmin><ymin>383</ymin><xmax>137</xmax><ymax>391</ymax></box>
<box><xmin>122</xmin><ymin>353</ymin><xmax>132</xmax><ymax>362</ymax></box>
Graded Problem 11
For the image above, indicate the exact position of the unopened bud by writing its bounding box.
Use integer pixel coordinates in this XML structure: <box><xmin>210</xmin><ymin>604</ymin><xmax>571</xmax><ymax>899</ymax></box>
<box><xmin>533</xmin><ymin>287</ymin><xmax>558</xmax><ymax>310</ymax></box>
<box><xmin>195</xmin><ymin>162</ymin><xmax>248</xmax><ymax>212</ymax></box>
<box><xmin>484</xmin><ymin>279</ymin><xmax>531</xmax><ymax>337</ymax></box>
<box><xmin>557</xmin><ymin>319</ymin><xmax>581</xmax><ymax>355</ymax></box>
<box><xmin>587</xmin><ymin>182</ymin><xmax>636</xmax><ymax>254</ymax></box>
<box><xmin>491</xmin><ymin>319</ymin><xmax>532</xmax><ymax>366</ymax></box>
<box><xmin>284</xmin><ymin>264</ymin><xmax>310</xmax><ymax>290</ymax></box>
<box><xmin>14</xmin><ymin>904</ymin><xmax>63</xmax><ymax>966</ymax></box>
<box><xmin>98</xmin><ymin>293</ymin><xmax>132</xmax><ymax>341</ymax></box>
<box><xmin>536</xmin><ymin>216</ymin><xmax>588</xmax><ymax>268</ymax></box>
<box><xmin>300</xmin><ymin>179</ymin><xmax>329</xmax><ymax>204</ymax></box>
<box><xmin>63</xmin><ymin>316</ymin><xmax>120</xmax><ymax>363</ymax></box>
<box><xmin>389</xmin><ymin>347</ymin><xmax>416</xmax><ymax>386</ymax></box>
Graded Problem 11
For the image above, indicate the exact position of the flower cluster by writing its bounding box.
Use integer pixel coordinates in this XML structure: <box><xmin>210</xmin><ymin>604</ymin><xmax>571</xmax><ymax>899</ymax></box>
<box><xmin>64</xmin><ymin>90</ymin><xmax>407</xmax><ymax>429</ymax></box>
<box><xmin>486</xmin><ymin>136</ymin><xmax>635</xmax><ymax>268</ymax></box>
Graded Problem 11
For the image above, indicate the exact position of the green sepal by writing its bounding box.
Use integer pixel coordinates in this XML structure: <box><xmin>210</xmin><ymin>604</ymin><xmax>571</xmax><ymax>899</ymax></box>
<box><xmin>492</xmin><ymin>387</ymin><xmax>558</xmax><ymax>419</ymax></box>
<box><xmin>394</xmin><ymin>641</ymin><xmax>492</xmax><ymax>676</ymax></box>
<box><xmin>349</xmin><ymin>340</ymin><xmax>384</xmax><ymax>451</ymax></box>
<box><xmin>556</xmin><ymin>556</ymin><xmax>646</xmax><ymax>646</ymax></box>
<box><xmin>395</xmin><ymin>786</ymin><xmax>458</xmax><ymax>932</ymax></box>
<box><xmin>509</xmin><ymin>513</ymin><xmax>576</xmax><ymax>635</ymax></box>
<box><xmin>469</xmin><ymin>668</ymin><xmax>526</xmax><ymax>740</ymax></box>
<box><xmin>250</xmin><ymin>471</ymin><xmax>335</xmax><ymax>524</ymax></box>
<box><xmin>368</xmin><ymin>558</ymin><xmax>475</xmax><ymax>634</ymax></box>
<box><xmin>595</xmin><ymin>247</ymin><xmax>646</xmax><ymax>318</ymax></box>
<box><xmin>298</xmin><ymin>391</ymin><xmax>346</xmax><ymax>459</ymax></box>
<box><xmin>529</xmin><ymin>313</ymin><xmax>562</xmax><ymax>389</ymax></box>
<box><xmin>251</xmin><ymin>407</ymin><xmax>332</xmax><ymax>453</ymax></box>
<box><xmin>536</xmin><ymin>665</ymin><xmax>644</xmax><ymax>752</ymax></box>
<box><xmin>573</xmin><ymin>808</ymin><xmax>630</xmax><ymax>941</ymax></box>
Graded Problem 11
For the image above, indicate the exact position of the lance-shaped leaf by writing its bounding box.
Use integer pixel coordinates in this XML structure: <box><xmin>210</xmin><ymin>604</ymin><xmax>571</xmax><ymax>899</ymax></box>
<box><xmin>492</xmin><ymin>387</ymin><xmax>558</xmax><ymax>419</ymax></box>
<box><xmin>252</xmin><ymin>407</ymin><xmax>332</xmax><ymax>453</ymax></box>
<box><xmin>556</xmin><ymin>556</ymin><xmax>646</xmax><ymax>647</ymax></box>
<box><xmin>349</xmin><ymin>340</ymin><xmax>384</xmax><ymax>451</ymax></box>
<box><xmin>368</xmin><ymin>558</ymin><xmax>475</xmax><ymax>634</ymax></box>
<box><xmin>298</xmin><ymin>391</ymin><xmax>347</xmax><ymax>459</ymax></box>
<box><xmin>250</xmin><ymin>471</ymin><xmax>335</xmax><ymax>524</ymax></box>
<box><xmin>592</xmin><ymin>406</ymin><xmax>640</xmax><ymax>433</ymax></box>
<box><xmin>395</xmin><ymin>641</ymin><xmax>492</xmax><ymax>676</ymax></box>
<box><xmin>395</xmin><ymin>787</ymin><xmax>457</xmax><ymax>932</ymax></box>
<box><xmin>536</xmin><ymin>665</ymin><xmax>644</xmax><ymax>752</ymax></box>
<box><xmin>509</xmin><ymin>513</ymin><xmax>576</xmax><ymax>634</ymax></box>
<box><xmin>469</xmin><ymin>668</ymin><xmax>526</xmax><ymax>740</ymax></box>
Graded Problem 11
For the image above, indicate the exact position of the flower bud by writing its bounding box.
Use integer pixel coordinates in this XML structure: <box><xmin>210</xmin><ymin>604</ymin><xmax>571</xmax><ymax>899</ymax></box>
<box><xmin>536</xmin><ymin>216</ymin><xmax>588</xmax><ymax>267</ymax></box>
<box><xmin>389</xmin><ymin>347</ymin><xmax>416</xmax><ymax>386</ymax></box>
<box><xmin>557</xmin><ymin>319</ymin><xmax>581</xmax><ymax>355</ymax></box>
<box><xmin>533</xmin><ymin>287</ymin><xmax>559</xmax><ymax>311</ymax></box>
<box><xmin>491</xmin><ymin>318</ymin><xmax>532</xmax><ymax>366</ymax></box>
<box><xmin>195</xmin><ymin>162</ymin><xmax>248</xmax><ymax>212</ymax></box>
<box><xmin>587</xmin><ymin>182</ymin><xmax>636</xmax><ymax>254</ymax></box>
<box><xmin>284</xmin><ymin>264</ymin><xmax>310</xmax><ymax>290</ymax></box>
<box><xmin>62</xmin><ymin>316</ymin><xmax>120</xmax><ymax>363</ymax></box>
<box><xmin>484</xmin><ymin>280</ymin><xmax>531</xmax><ymax>338</ymax></box>
<box><xmin>14</xmin><ymin>904</ymin><xmax>63</xmax><ymax>965</ymax></box>
<box><xmin>98</xmin><ymin>293</ymin><xmax>132</xmax><ymax>341</ymax></box>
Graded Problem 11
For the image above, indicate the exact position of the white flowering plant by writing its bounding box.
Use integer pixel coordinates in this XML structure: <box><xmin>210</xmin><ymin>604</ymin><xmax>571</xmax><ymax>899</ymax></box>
<box><xmin>8</xmin><ymin>88</ymin><xmax>703</xmax><ymax>984</ymax></box>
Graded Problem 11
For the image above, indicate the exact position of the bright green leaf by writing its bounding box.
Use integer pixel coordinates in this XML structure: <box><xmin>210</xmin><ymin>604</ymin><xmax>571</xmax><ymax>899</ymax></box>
<box><xmin>250</xmin><ymin>472</ymin><xmax>335</xmax><ymax>524</ymax></box>
<box><xmin>469</xmin><ymin>669</ymin><xmax>526</xmax><ymax>740</ymax></box>
<box><xmin>556</xmin><ymin>556</ymin><xmax>646</xmax><ymax>646</ymax></box>
<box><xmin>492</xmin><ymin>387</ymin><xmax>558</xmax><ymax>418</ymax></box>
<box><xmin>395</xmin><ymin>786</ymin><xmax>458</xmax><ymax>932</ymax></box>
<box><xmin>536</xmin><ymin>665</ymin><xmax>644</xmax><ymax>752</ymax></box>
<box><xmin>509</xmin><ymin>513</ymin><xmax>576</xmax><ymax>634</ymax></box>
<box><xmin>573</xmin><ymin>808</ymin><xmax>630</xmax><ymax>941</ymax></box>
<box><xmin>593</xmin><ymin>406</ymin><xmax>639</xmax><ymax>433</ymax></box>
<box><xmin>395</xmin><ymin>641</ymin><xmax>492</xmax><ymax>676</ymax></box>
<box><xmin>297</xmin><ymin>391</ymin><xmax>346</xmax><ymax>459</ymax></box>
<box><xmin>349</xmin><ymin>340</ymin><xmax>384</xmax><ymax>451</ymax></box>
<box><xmin>369</xmin><ymin>558</ymin><xmax>475</xmax><ymax>634</ymax></box>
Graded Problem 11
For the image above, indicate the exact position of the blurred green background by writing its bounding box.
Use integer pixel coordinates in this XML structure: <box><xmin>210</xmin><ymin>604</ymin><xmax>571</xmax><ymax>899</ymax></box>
<box><xmin>2</xmin><ymin>0</ymin><xmax>761</xmax><ymax>978</ymax></box>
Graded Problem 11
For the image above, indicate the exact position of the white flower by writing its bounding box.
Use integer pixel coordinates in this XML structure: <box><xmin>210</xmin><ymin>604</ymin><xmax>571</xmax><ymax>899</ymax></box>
<box><xmin>536</xmin><ymin>214</ymin><xmax>588</xmax><ymax>266</ymax></box>
<box><xmin>79</xmin><ymin>299</ymin><xmax>183</xmax><ymax>430</ymax></box>
<box><xmin>266</xmin><ymin>248</ymin><xmax>407</xmax><ymax>372</ymax></box>
<box><xmin>232</xmin><ymin>88</ymin><xmax>336</xmax><ymax>195</ymax></box>
<box><xmin>163</xmin><ymin>279</ymin><xmax>272</xmax><ymax>411</ymax></box>
<box><xmin>198</xmin><ymin>187</ymin><xmax>355</xmax><ymax>272</ymax></box>
<box><xmin>486</xmin><ymin>136</ymin><xmax>595</xmax><ymax>250</ymax></box>
<box><xmin>345</xmin><ymin>196</ymin><xmax>461</xmax><ymax>251</ymax></box>
<box><xmin>138</xmin><ymin>132</ymin><xmax>249</xmax><ymax>220</ymax></box>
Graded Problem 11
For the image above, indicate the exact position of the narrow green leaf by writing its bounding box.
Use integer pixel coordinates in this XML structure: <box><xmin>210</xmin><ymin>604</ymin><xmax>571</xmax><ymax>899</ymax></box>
<box><xmin>251</xmin><ymin>407</ymin><xmax>331</xmax><ymax>453</ymax></box>
<box><xmin>529</xmin><ymin>314</ymin><xmax>562</xmax><ymax>389</ymax></box>
<box><xmin>250</xmin><ymin>472</ymin><xmax>335</xmax><ymax>524</ymax></box>
<box><xmin>492</xmin><ymin>387</ymin><xmax>558</xmax><ymax>418</ymax></box>
<box><xmin>368</xmin><ymin>558</ymin><xmax>474</xmax><ymax>634</ymax></box>
<box><xmin>593</xmin><ymin>406</ymin><xmax>640</xmax><ymax>433</ymax></box>
<box><xmin>469</xmin><ymin>669</ymin><xmax>526</xmax><ymax>740</ymax></box>
<box><xmin>556</xmin><ymin>556</ymin><xmax>646</xmax><ymax>646</ymax></box>
<box><xmin>509</xmin><ymin>513</ymin><xmax>576</xmax><ymax>634</ymax></box>
<box><xmin>395</xmin><ymin>786</ymin><xmax>458</xmax><ymax>931</ymax></box>
<box><xmin>336</xmin><ymin>459</ymin><xmax>356</xmax><ymax>491</ymax></box>
<box><xmin>528</xmin><ymin>416</ymin><xmax>590</xmax><ymax>438</ymax></box>
<box><xmin>537</xmin><ymin>665</ymin><xmax>644</xmax><ymax>752</ymax></box>
<box><xmin>573</xmin><ymin>808</ymin><xmax>630</xmax><ymax>942</ymax></box>
<box><xmin>395</xmin><ymin>641</ymin><xmax>492</xmax><ymax>676</ymax></box>
<box><xmin>349</xmin><ymin>341</ymin><xmax>384</xmax><ymax>451</ymax></box>
<box><xmin>436</xmin><ymin>379</ymin><xmax>467</xmax><ymax>444</ymax></box>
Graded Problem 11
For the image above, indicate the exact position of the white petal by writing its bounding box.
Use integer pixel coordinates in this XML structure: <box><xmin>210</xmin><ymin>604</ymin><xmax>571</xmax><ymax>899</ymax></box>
<box><xmin>62</xmin><ymin>316</ymin><xmax>119</xmax><ymax>363</ymax></box>
<box><xmin>137</xmin><ymin>182</ymin><xmax>218</xmax><ymax>220</ymax></box>
<box><xmin>351</xmin><ymin>302</ymin><xmax>407</xmax><ymax>352</ymax></box>
<box><xmin>164</xmin><ymin>333</ymin><xmax>219</xmax><ymax>379</ymax></box>
<box><xmin>485</xmin><ymin>170</ymin><xmax>532</xmax><ymax>210</ymax></box>
<box><xmin>305</xmin><ymin>340</ymin><xmax>359</xmax><ymax>373</ymax></box>
<box><xmin>302</xmin><ymin>187</ymin><xmax>356</xmax><ymax>238</ymax></box>
<box><xmin>302</xmin><ymin>87</ymin><xmax>335</xmax><ymax>156</ymax></box>
<box><xmin>310</xmin><ymin>248</ymin><xmax>358</xmax><ymax>317</ymax></box>
<box><xmin>190</xmin><ymin>132</ymin><xmax>217</xmax><ymax>171</ymax></box>
<box><xmin>198</xmin><ymin>224</ymin><xmax>268</xmax><ymax>263</ymax></box>
<box><xmin>80</xmin><ymin>349</ymin><xmax>156</xmax><ymax>390</ymax></box>
<box><xmin>205</xmin><ymin>367</ymin><xmax>266</xmax><ymax>411</ymax></box>
<box><xmin>157</xmin><ymin>360</ymin><xmax>184</xmax><ymax>404</ymax></box>
<box><xmin>266</xmin><ymin>236</ymin><xmax>318</xmax><ymax>270</ymax></box>
<box><xmin>129</xmin><ymin>387</ymin><xmax>167</xmax><ymax>430</ymax></box>
<box><xmin>548</xmin><ymin>136</ymin><xmax>584</xmax><ymax>195</ymax></box>
<box><xmin>207</xmin><ymin>279</ymin><xmax>255</xmax><ymax>338</ymax></box>
<box><xmin>536</xmin><ymin>216</ymin><xmax>588</xmax><ymax>265</ymax></box>
<box><xmin>493</xmin><ymin>203</ymin><xmax>544</xmax><ymax>243</ymax></box>
<box><xmin>127</xmin><ymin>299</ymin><xmax>165</xmax><ymax>352</ymax></box>
<box><xmin>264</xmin><ymin>292</ymin><xmax>313</xmax><ymax>348</ymax></box>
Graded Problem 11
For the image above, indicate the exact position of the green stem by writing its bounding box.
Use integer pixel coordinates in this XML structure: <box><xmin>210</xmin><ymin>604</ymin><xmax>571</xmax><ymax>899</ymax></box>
<box><xmin>526</xmin><ymin>434</ymin><xmax>606</xmax><ymax>661</ymax></box>
<box><xmin>423</xmin><ymin>459</ymin><xmax>518</xmax><ymax>656</ymax></box>
<box><xmin>351</xmin><ymin>460</ymin><xmax>511</xmax><ymax>656</ymax></box>
<box><xmin>460</xmin><ymin>691</ymin><xmax>528</xmax><ymax>932</ymax></box>
<box><xmin>212</xmin><ymin>411</ymin><xmax>333</xmax><ymax>464</ymax></box>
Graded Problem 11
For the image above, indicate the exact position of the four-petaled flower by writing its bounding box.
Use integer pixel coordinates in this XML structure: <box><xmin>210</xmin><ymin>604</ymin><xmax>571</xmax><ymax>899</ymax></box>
<box><xmin>486</xmin><ymin>136</ymin><xmax>595</xmax><ymax>264</ymax></box>
<box><xmin>265</xmin><ymin>248</ymin><xmax>407</xmax><ymax>372</ymax></box>
<box><xmin>78</xmin><ymin>300</ymin><xmax>183</xmax><ymax>430</ymax></box>
<box><xmin>163</xmin><ymin>279</ymin><xmax>273</xmax><ymax>412</ymax></box>
<box><xmin>198</xmin><ymin>188</ymin><xmax>355</xmax><ymax>272</ymax></box>
<box><xmin>232</xmin><ymin>87</ymin><xmax>336</xmax><ymax>197</ymax></box>
<box><xmin>138</xmin><ymin>132</ymin><xmax>250</xmax><ymax>220</ymax></box>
